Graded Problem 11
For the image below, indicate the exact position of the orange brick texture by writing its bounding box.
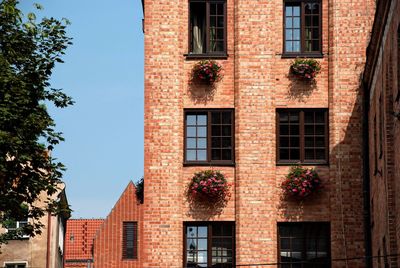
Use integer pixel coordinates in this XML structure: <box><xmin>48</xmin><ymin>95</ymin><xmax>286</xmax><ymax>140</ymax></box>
<box><xmin>142</xmin><ymin>0</ymin><xmax>376</xmax><ymax>267</ymax></box>
<box><xmin>366</xmin><ymin>0</ymin><xmax>400</xmax><ymax>267</ymax></box>
<box><xmin>92</xmin><ymin>182</ymin><xmax>143</xmax><ymax>268</ymax></box>
<box><xmin>65</xmin><ymin>219</ymin><xmax>104</xmax><ymax>268</ymax></box>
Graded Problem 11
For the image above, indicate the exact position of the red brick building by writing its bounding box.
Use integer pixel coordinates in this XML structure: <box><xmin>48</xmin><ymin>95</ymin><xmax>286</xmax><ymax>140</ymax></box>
<box><xmin>363</xmin><ymin>0</ymin><xmax>400</xmax><ymax>267</ymax></box>
<box><xmin>140</xmin><ymin>0</ymin><xmax>376</xmax><ymax>267</ymax></box>
<box><xmin>64</xmin><ymin>219</ymin><xmax>104</xmax><ymax>267</ymax></box>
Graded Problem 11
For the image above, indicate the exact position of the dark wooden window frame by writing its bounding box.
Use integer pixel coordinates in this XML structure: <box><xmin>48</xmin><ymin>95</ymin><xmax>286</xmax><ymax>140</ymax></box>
<box><xmin>276</xmin><ymin>108</ymin><xmax>329</xmax><ymax>165</ymax></box>
<box><xmin>184</xmin><ymin>109</ymin><xmax>235</xmax><ymax>166</ymax></box>
<box><xmin>379</xmin><ymin>93</ymin><xmax>384</xmax><ymax>159</ymax></box>
<box><xmin>183</xmin><ymin>221</ymin><xmax>235</xmax><ymax>268</ymax></box>
<box><xmin>277</xmin><ymin>222</ymin><xmax>331</xmax><ymax>268</ymax></box>
<box><xmin>186</xmin><ymin>0</ymin><xmax>227</xmax><ymax>59</ymax></box>
<box><xmin>373</xmin><ymin>115</ymin><xmax>378</xmax><ymax>175</ymax></box>
<box><xmin>396</xmin><ymin>24</ymin><xmax>400</xmax><ymax>102</ymax></box>
<box><xmin>282</xmin><ymin>0</ymin><xmax>323</xmax><ymax>58</ymax></box>
<box><xmin>122</xmin><ymin>221</ymin><xmax>138</xmax><ymax>260</ymax></box>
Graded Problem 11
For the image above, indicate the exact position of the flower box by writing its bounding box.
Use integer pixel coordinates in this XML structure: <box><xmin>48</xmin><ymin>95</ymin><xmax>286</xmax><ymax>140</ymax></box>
<box><xmin>281</xmin><ymin>166</ymin><xmax>322</xmax><ymax>200</ymax></box>
<box><xmin>290</xmin><ymin>58</ymin><xmax>321</xmax><ymax>80</ymax></box>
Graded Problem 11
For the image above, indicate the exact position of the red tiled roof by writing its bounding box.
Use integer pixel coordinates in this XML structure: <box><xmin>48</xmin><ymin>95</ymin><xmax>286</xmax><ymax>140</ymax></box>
<box><xmin>64</xmin><ymin>219</ymin><xmax>104</xmax><ymax>265</ymax></box>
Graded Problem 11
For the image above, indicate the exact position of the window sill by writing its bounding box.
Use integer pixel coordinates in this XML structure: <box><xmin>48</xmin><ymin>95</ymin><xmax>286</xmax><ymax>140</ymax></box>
<box><xmin>183</xmin><ymin>162</ymin><xmax>235</xmax><ymax>167</ymax></box>
<box><xmin>184</xmin><ymin>53</ymin><xmax>228</xmax><ymax>60</ymax></box>
<box><xmin>276</xmin><ymin>162</ymin><xmax>328</xmax><ymax>166</ymax></box>
<box><xmin>281</xmin><ymin>53</ymin><xmax>324</xmax><ymax>59</ymax></box>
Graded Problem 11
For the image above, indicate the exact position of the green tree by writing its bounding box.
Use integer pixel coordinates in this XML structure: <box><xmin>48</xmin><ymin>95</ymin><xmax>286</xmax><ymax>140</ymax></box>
<box><xmin>0</xmin><ymin>0</ymin><xmax>72</xmax><ymax>245</ymax></box>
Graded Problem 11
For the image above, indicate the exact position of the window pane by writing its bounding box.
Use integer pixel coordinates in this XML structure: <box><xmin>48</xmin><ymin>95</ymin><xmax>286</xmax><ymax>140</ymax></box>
<box><xmin>293</xmin><ymin>41</ymin><xmax>300</xmax><ymax>52</ymax></box>
<box><xmin>286</xmin><ymin>18</ymin><xmax>293</xmax><ymax>28</ymax></box>
<box><xmin>212</xmin><ymin>149</ymin><xmax>220</xmax><ymax>160</ymax></box>
<box><xmin>290</xmin><ymin>137</ymin><xmax>300</xmax><ymax>147</ymax></box>
<box><xmin>290</xmin><ymin>149</ymin><xmax>300</xmax><ymax>160</ymax></box>
<box><xmin>198</xmin><ymin>127</ymin><xmax>207</xmax><ymax>137</ymax></box>
<box><xmin>286</xmin><ymin>29</ymin><xmax>293</xmax><ymax>40</ymax></box>
<box><xmin>280</xmin><ymin>149</ymin><xmax>289</xmax><ymax>160</ymax></box>
<box><xmin>187</xmin><ymin>138</ymin><xmax>196</xmax><ymax>149</ymax></box>
<box><xmin>186</xmin><ymin>150</ymin><xmax>196</xmax><ymax>161</ymax></box>
<box><xmin>198</xmin><ymin>227</ymin><xmax>207</xmax><ymax>237</ymax></box>
<box><xmin>212</xmin><ymin>112</ymin><xmax>221</xmax><ymax>124</ymax></box>
<box><xmin>293</xmin><ymin>29</ymin><xmax>300</xmax><ymax>40</ymax></box>
<box><xmin>197</xmin><ymin>138</ymin><xmax>207</xmax><ymax>149</ymax></box>
<box><xmin>222</xmin><ymin>149</ymin><xmax>232</xmax><ymax>160</ymax></box>
<box><xmin>187</xmin><ymin>127</ymin><xmax>196</xmax><ymax>137</ymax></box>
<box><xmin>197</xmin><ymin>115</ymin><xmax>207</xmax><ymax>125</ymax></box>
<box><xmin>286</xmin><ymin>41</ymin><xmax>293</xmax><ymax>52</ymax></box>
<box><xmin>198</xmin><ymin>239</ymin><xmax>207</xmax><ymax>250</ymax></box>
<box><xmin>290</xmin><ymin>125</ymin><xmax>299</xmax><ymax>135</ymax></box>
<box><xmin>187</xmin><ymin>115</ymin><xmax>197</xmax><ymax>125</ymax></box>
<box><xmin>212</xmin><ymin>125</ymin><xmax>221</xmax><ymax>136</ymax></box>
<box><xmin>280</xmin><ymin>137</ymin><xmax>289</xmax><ymax>147</ymax></box>
<box><xmin>293</xmin><ymin>6</ymin><xmax>300</xmax><ymax>16</ymax></box>
<box><xmin>280</xmin><ymin>125</ymin><xmax>289</xmax><ymax>135</ymax></box>
<box><xmin>222</xmin><ymin>126</ymin><xmax>231</xmax><ymax>136</ymax></box>
<box><xmin>217</xmin><ymin>17</ymin><xmax>224</xmax><ymax>27</ymax></box>
<box><xmin>293</xmin><ymin>17</ymin><xmax>300</xmax><ymax>28</ymax></box>
<box><xmin>221</xmin><ymin>138</ymin><xmax>231</xmax><ymax>148</ymax></box>
<box><xmin>286</xmin><ymin>6</ymin><xmax>293</xmax><ymax>16</ymax></box>
<box><xmin>212</xmin><ymin>137</ymin><xmax>221</xmax><ymax>148</ymax></box>
<box><xmin>197</xmin><ymin>150</ymin><xmax>207</xmax><ymax>161</ymax></box>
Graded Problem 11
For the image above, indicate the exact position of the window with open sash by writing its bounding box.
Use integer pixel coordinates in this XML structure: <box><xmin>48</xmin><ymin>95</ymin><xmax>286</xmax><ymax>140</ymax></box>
<box><xmin>185</xmin><ymin>110</ymin><xmax>234</xmax><ymax>165</ymax></box>
<box><xmin>277</xmin><ymin>109</ymin><xmax>328</xmax><ymax>164</ymax></box>
<box><xmin>284</xmin><ymin>0</ymin><xmax>322</xmax><ymax>56</ymax></box>
<box><xmin>189</xmin><ymin>0</ymin><xmax>226</xmax><ymax>55</ymax></box>
<box><xmin>278</xmin><ymin>222</ymin><xmax>330</xmax><ymax>268</ymax></box>
<box><xmin>184</xmin><ymin>222</ymin><xmax>235</xmax><ymax>268</ymax></box>
<box><xmin>122</xmin><ymin>222</ymin><xmax>138</xmax><ymax>259</ymax></box>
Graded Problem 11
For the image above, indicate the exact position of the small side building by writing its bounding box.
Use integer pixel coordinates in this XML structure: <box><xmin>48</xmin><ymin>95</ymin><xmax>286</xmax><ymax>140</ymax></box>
<box><xmin>64</xmin><ymin>219</ymin><xmax>104</xmax><ymax>268</ymax></box>
<box><xmin>0</xmin><ymin>188</ymin><xmax>70</xmax><ymax>268</ymax></box>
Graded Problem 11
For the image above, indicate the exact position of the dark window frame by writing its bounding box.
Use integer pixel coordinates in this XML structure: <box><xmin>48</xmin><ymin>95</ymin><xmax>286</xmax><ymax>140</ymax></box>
<box><xmin>282</xmin><ymin>0</ymin><xmax>323</xmax><ymax>58</ymax></box>
<box><xmin>122</xmin><ymin>221</ymin><xmax>138</xmax><ymax>260</ymax></box>
<box><xmin>184</xmin><ymin>109</ymin><xmax>235</xmax><ymax>166</ymax></box>
<box><xmin>277</xmin><ymin>222</ymin><xmax>331</xmax><ymax>268</ymax></box>
<box><xmin>183</xmin><ymin>221</ymin><xmax>235</xmax><ymax>268</ymax></box>
<box><xmin>397</xmin><ymin>24</ymin><xmax>400</xmax><ymax>102</ymax></box>
<box><xmin>186</xmin><ymin>0</ymin><xmax>227</xmax><ymax>58</ymax></box>
<box><xmin>379</xmin><ymin>93</ymin><xmax>384</xmax><ymax>159</ymax></box>
<box><xmin>276</xmin><ymin>108</ymin><xmax>329</xmax><ymax>165</ymax></box>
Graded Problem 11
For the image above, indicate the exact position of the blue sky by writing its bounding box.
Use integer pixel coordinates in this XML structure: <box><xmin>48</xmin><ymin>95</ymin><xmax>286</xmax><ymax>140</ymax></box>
<box><xmin>20</xmin><ymin>0</ymin><xmax>145</xmax><ymax>218</ymax></box>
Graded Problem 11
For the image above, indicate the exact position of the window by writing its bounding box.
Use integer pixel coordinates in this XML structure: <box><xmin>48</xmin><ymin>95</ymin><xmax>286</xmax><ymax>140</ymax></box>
<box><xmin>184</xmin><ymin>222</ymin><xmax>235</xmax><ymax>268</ymax></box>
<box><xmin>397</xmin><ymin>24</ymin><xmax>400</xmax><ymax>102</ymax></box>
<box><xmin>122</xmin><ymin>222</ymin><xmax>137</xmax><ymax>259</ymax></box>
<box><xmin>189</xmin><ymin>0</ymin><xmax>226</xmax><ymax>55</ymax></box>
<box><xmin>277</xmin><ymin>109</ymin><xmax>328</xmax><ymax>164</ymax></box>
<box><xmin>185</xmin><ymin>109</ymin><xmax>234</xmax><ymax>165</ymax></box>
<box><xmin>5</xmin><ymin>220</ymin><xmax>29</xmax><ymax>239</ymax></box>
<box><xmin>284</xmin><ymin>0</ymin><xmax>322</xmax><ymax>56</ymax></box>
<box><xmin>278</xmin><ymin>222</ymin><xmax>330</xmax><ymax>268</ymax></box>
<box><xmin>4</xmin><ymin>263</ymin><xmax>27</xmax><ymax>268</ymax></box>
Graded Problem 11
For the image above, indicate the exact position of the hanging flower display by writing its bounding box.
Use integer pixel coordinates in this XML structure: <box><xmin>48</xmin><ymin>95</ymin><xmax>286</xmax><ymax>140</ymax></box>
<box><xmin>187</xmin><ymin>170</ymin><xmax>231</xmax><ymax>205</ymax></box>
<box><xmin>281</xmin><ymin>166</ymin><xmax>322</xmax><ymax>200</ymax></box>
<box><xmin>290</xmin><ymin>58</ymin><xmax>321</xmax><ymax>80</ymax></box>
<box><xmin>192</xmin><ymin>60</ymin><xmax>223</xmax><ymax>84</ymax></box>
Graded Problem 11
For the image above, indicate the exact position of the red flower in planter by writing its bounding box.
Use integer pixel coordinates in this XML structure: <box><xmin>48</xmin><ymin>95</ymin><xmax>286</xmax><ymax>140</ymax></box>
<box><xmin>192</xmin><ymin>60</ymin><xmax>223</xmax><ymax>84</ymax></box>
<box><xmin>290</xmin><ymin>58</ymin><xmax>321</xmax><ymax>80</ymax></box>
<box><xmin>187</xmin><ymin>170</ymin><xmax>231</xmax><ymax>205</ymax></box>
<box><xmin>281</xmin><ymin>166</ymin><xmax>322</xmax><ymax>200</ymax></box>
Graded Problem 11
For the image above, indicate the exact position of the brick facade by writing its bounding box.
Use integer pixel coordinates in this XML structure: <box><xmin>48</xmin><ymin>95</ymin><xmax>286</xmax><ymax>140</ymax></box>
<box><xmin>141</xmin><ymin>0</ymin><xmax>375</xmax><ymax>267</ymax></box>
<box><xmin>93</xmin><ymin>182</ymin><xmax>143</xmax><ymax>268</ymax></box>
<box><xmin>363</xmin><ymin>0</ymin><xmax>400</xmax><ymax>267</ymax></box>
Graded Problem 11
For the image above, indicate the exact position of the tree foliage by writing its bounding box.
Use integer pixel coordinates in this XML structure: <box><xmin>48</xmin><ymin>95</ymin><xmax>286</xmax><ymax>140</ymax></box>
<box><xmin>0</xmin><ymin>0</ymin><xmax>72</xmax><ymax>245</ymax></box>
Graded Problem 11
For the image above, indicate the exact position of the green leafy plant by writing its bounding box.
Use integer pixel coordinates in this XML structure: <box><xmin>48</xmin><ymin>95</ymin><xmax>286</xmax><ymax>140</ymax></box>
<box><xmin>281</xmin><ymin>166</ymin><xmax>322</xmax><ymax>199</ymax></box>
<box><xmin>290</xmin><ymin>58</ymin><xmax>321</xmax><ymax>80</ymax></box>
<box><xmin>187</xmin><ymin>170</ymin><xmax>231</xmax><ymax>205</ymax></box>
<box><xmin>192</xmin><ymin>60</ymin><xmax>223</xmax><ymax>84</ymax></box>
<box><xmin>0</xmin><ymin>0</ymin><xmax>72</xmax><ymax>245</ymax></box>
<box><xmin>135</xmin><ymin>177</ymin><xmax>144</xmax><ymax>204</ymax></box>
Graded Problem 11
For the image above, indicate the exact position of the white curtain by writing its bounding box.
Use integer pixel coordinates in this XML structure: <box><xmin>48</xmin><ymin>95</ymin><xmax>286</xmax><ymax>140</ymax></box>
<box><xmin>192</xmin><ymin>15</ymin><xmax>203</xmax><ymax>53</ymax></box>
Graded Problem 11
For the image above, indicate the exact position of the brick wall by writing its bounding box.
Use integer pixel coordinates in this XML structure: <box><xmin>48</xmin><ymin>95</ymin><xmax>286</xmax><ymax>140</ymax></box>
<box><xmin>365</xmin><ymin>0</ymin><xmax>400</xmax><ymax>267</ymax></box>
<box><xmin>93</xmin><ymin>182</ymin><xmax>143</xmax><ymax>268</ymax></box>
<box><xmin>142</xmin><ymin>0</ymin><xmax>375</xmax><ymax>267</ymax></box>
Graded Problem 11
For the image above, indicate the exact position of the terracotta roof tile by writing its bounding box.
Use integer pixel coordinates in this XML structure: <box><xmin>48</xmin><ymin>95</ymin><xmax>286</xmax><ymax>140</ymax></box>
<box><xmin>64</xmin><ymin>219</ymin><xmax>104</xmax><ymax>266</ymax></box>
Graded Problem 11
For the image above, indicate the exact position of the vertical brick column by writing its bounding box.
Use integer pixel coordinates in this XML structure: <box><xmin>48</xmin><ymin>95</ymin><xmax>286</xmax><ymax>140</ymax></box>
<box><xmin>142</xmin><ymin>0</ymin><xmax>184</xmax><ymax>267</ymax></box>
<box><xmin>328</xmin><ymin>0</ymin><xmax>375</xmax><ymax>266</ymax></box>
